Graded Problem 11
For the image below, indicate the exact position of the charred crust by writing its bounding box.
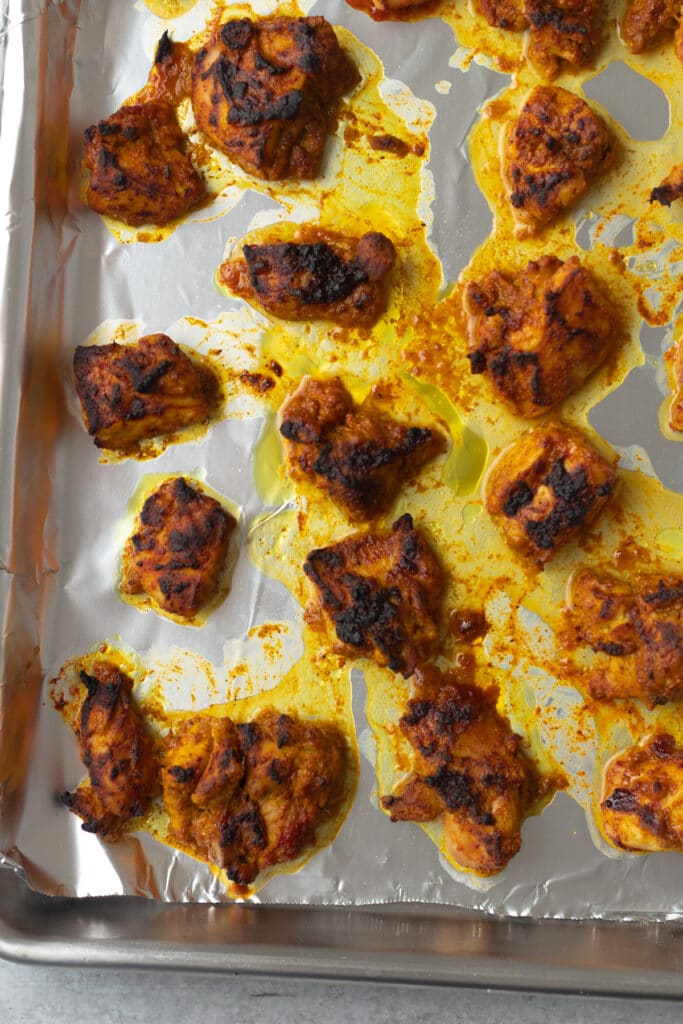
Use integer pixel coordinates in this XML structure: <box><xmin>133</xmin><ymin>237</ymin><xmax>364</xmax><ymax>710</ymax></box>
<box><xmin>276</xmin><ymin>714</ymin><xmax>292</xmax><ymax>748</ymax></box>
<box><xmin>595</xmin><ymin>641</ymin><xmax>626</xmax><ymax>656</ymax></box>
<box><xmin>173</xmin><ymin>477</ymin><xmax>199</xmax><ymax>505</ymax></box>
<box><xmin>168</xmin><ymin>765</ymin><xmax>195</xmax><ymax>783</ymax></box>
<box><xmin>220</xmin><ymin>19</ymin><xmax>254</xmax><ymax>50</ymax></box>
<box><xmin>424</xmin><ymin>766</ymin><xmax>479</xmax><ymax>813</ymax></box>
<box><xmin>503</xmin><ymin>480</ymin><xmax>534</xmax><ymax>517</ymax></box>
<box><xmin>237</xmin><ymin>722</ymin><xmax>259</xmax><ymax>749</ymax></box>
<box><xmin>243</xmin><ymin>242</ymin><xmax>369</xmax><ymax>305</ymax></box>
<box><xmin>641</xmin><ymin>581</ymin><xmax>683</xmax><ymax>606</ymax></box>
<box><xmin>154</xmin><ymin>30</ymin><xmax>173</xmax><ymax>65</ymax></box>
<box><xmin>650</xmin><ymin>185</ymin><xmax>673</xmax><ymax>207</ymax></box>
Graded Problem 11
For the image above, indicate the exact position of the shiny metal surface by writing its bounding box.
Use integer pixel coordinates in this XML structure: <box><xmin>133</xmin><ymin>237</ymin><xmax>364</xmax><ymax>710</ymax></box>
<box><xmin>2</xmin><ymin>0</ymin><xmax>683</xmax><ymax>987</ymax></box>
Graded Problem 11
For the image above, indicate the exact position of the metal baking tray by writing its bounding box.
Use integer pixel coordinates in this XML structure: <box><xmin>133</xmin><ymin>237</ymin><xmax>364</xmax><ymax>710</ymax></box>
<box><xmin>2</xmin><ymin>0</ymin><xmax>683</xmax><ymax>994</ymax></box>
<box><xmin>2</xmin><ymin>866</ymin><xmax>683</xmax><ymax>995</ymax></box>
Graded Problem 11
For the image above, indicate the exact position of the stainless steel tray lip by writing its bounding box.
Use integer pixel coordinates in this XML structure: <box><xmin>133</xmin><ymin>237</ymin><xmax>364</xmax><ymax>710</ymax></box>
<box><xmin>2</xmin><ymin>866</ymin><xmax>683</xmax><ymax>998</ymax></box>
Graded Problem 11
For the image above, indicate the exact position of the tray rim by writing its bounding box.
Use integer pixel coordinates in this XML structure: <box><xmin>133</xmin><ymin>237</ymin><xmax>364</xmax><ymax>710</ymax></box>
<box><xmin>3</xmin><ymin>865</ymin><xmax>683</xmax><ymax>997</ymax></box>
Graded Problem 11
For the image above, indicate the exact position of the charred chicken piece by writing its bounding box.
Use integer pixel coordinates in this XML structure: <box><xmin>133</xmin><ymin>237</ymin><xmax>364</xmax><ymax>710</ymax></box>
<box><xmin>219</xmin><ymin>229</ymin><xmax>396</xmax><ymax>328</ymax></box>
<box><xmin>279</xmin><ymin>377</ymin><xmax>446</xmax><ymax>521</ymax></box>
<box><xmin>502</xmin><ymin>86</ymin><xmax>615</xmax><ymax>235</ymax></box>
<box><xmin>191</xmin><ymin>17</ymin><xmax>359</xmax><ymax>181</ymax></box>
<box><xmin>82</xmin><ymin>100</ymin><xmax>204</xmax><ymax>227</ymax></box>
<box><xmin>464</xmin><ymin>255</ymin><xmax>618</xmax><ymax>417</ymax></box>
<box><xmin>74</xmin><ymin>333</ymin><xmax>217</xmax><ymax>452</ymax></box>
<box><xmin>567</xmin><ymin>569</ymin><xmax>683</xmax><ymax>704</ymax></box>
<box><xmin>162</xmin><ymin>715</ymin><xmax>246</xmax><ymax>861</ymax></box>
<box><xmin>651</xmin><ymin>163</ymin><xmax>683</xmax><ymax>207</ymax></box>
<box><xmin>162</xmin><ymin>709</ymin><xmax>349</xmax><ymax>885</ymax></box>
<box><xmin>485</xmin><ymin>424</ymin><xmax>616</xmax><ymax>565</ymax></box>
<box><xmin>381</xmin><ymin>666</ymin><xmax>545</xmax><ymax>874</ymax></box>
<box><xmin>623</xmin><ymin>0</ymin><xmax>679</xmax><ymax>53</ymax></box>
<box><xmin>304</xmin><ymin>512</ymin><xmax>443</xmax><ymax>676</ymax></box>
<box><xmin>61</xmin><ymin>661</ymin><xmax>158</xmax><ymax>838</ymax></box>
<box><xmin>601</xmin><ymin>733</ymin><xmax>683</xmax><ymax>852</ymax></box>
<box><xmin>120</xmin><ymin>477</ymin><xmax>236</xmax><ymax>620</ymax></box>
<box><xmin>475</xmin><ymin>0</ymin><xmax>529</xmax><ymax>30</ymax></box>
<box><xmin>525</xmin><ymin>0</ymin><xmax>602</xmax><ymax>79</ymax></box>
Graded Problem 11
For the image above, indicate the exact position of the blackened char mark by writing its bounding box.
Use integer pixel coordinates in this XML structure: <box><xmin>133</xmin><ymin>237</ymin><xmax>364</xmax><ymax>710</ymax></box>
<box><xmin>243</xmin><ymin>242</ymin><xmax>368</xmax><ymax>305</ymax></box>
<box><xmin>154</xmin><ymin>30</ymin><xmax>173</xmax><ymax>65</ymax></box>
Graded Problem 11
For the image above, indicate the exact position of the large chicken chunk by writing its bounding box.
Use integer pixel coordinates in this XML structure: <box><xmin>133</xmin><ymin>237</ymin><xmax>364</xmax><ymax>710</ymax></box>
<box><xmin>601</xmin><ymin>733</ymin><xmax>683</xmax><ymax>852</ymax></box>
<box><xmin>464</xmin><ymin>255</ymin><xmax>618</xmax><ymax>417</ymax></box>
<box><xmin>651</xmin><ymin>163</ymin><xmax>683</xmax><ymax>207</ymax></box>
<box><xmin>191</xmin><ymin>17</ymin><xmax>358</xmax><ymax>180</ymax></box>
<box><xmin>485</xmin><ymin>424</ymin><xmax>616</xmax><ymax>564</ymax></box>
<box><xmin>525</xmin><ymin>0</ymin><xmax>602</xmax><ymax>79</ymax></box>
<box><xmin>162</xmin><ymin>708</ymin><xmax>350</xmax><ymax>886</ymax></box>
<box><xmin>567</xmin><ymin>569</ymin><xmax>683</xmax><ymax>704</ymax></box>
<box><xmin>502</xmin><ymin>86</ymin><xmax>615</xmax><ymax>236</ymax></box>
<box><xmin>381</xmin><ymin>666</ymin><xmax>545</xmax><ymax>874</ymax></box>
<box><xmin>279</xmin><ymin>377</ymin><xmax>446</xmax><ymax>521</ymax></box>
<box><xmin>74</xmin><ymin>334</ymin><xmax>218</xmax><ymax>452</ymax></box>
<box><xmin>82</xmin><ymin>100</ymin><xmax>204</xmax><ymax>227</ymax></box>
<box><xmin>219</xmin><ymin>228</ymin><xmax>396</xmax><ymax>327</ymax></box>
<box><xmin>304</xmin><ymin>513</ymin><xmax>443</xmax><ymax>676</ymax></box>
<box><xmin>623</xmin><ymin>0</ymin><xmax>679</xmax><ymax>52</ymax></box>
<box><xmin>61</xmin><ymin>661</ymin><xmax>158</xmax><ymax>838</ymax></box>
<box><xmin>120</xmin><ymin>477</ymin><xmax>236</xmax><ymax>620</ymax></box>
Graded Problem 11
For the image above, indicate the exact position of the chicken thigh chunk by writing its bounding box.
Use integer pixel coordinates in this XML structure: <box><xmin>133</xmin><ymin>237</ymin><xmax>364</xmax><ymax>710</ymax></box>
<box><xmin>191</xmin><ymin>17</ymin><xmax>358</xmax><ymax>180</ymax></box>
<box><xmin>464</xmin><ymin>255</ymin><xmax>618</xmax><ymax>416</ymax></box>
<box><xmin>61</xmin><ymin>661</ymin><xmax>158</xmax><ymax>838</ymax></box>
<box><xmin>219</xmin><ymin>228</ymin><xmax>396</xmax><ymax>327</ymax></box>
<box><xmin>279</xmin><ymin>377</ymin><xmax>446</xmax><ymax>520</ymax></box>
<box><xmin>304</xmin><ymin>513</ymin><xmax>443</xmax><ymax>676</ymax></box>
<box><xmin>485</xmin><ymin>424</ymin><xmax>616</xmax><ymax>564</ymax></box>
<box><xmin>382</xmin><ymin>666</ymin><xmax>545</xmax><ymax>874</ymax></box>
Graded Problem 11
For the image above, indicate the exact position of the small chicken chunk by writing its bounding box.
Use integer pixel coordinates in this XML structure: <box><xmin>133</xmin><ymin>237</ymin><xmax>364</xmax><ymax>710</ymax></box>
<box><xmin>651</xmin><ymin>163</ymin><xmax>683</xmax><ymax>207</ymax></box>
<box><xmin>381</xmin><ymin>666</ymin><xmax>545</xmax><ymax>874</ymax></box>
<box><xmin>279</xmin><ymin>377</ymin><xmax>446</xmax><ymax>520</ymax></box>
<box><xmin>525</xmin><ymin>0</ymin><xmax>602</xmax><ymax>79</ymax></box>
<box><xmin>623</xmin><ymin>0</ymin><xmax>679</xmax><ymax>52</ymax></box>
<box><xmin>567</xmin><ymin>569</ymin><xmax>683</xmax><ymax>704</ymax></box>
<box><xmin>162</xmin><ymin>708</ymin><xmax>349</xmax><ymax>885</ymax></box>
<box><xmin>502</xmin><ymin>86</ymin><xmax>615</xmax><ymax>235</ymax></box>
<box><xmin>191</xmin><ymin>17</ymin><xmax>359</xmax><ymax>180</ymax></box>
<box><xmin>304</xmin><ymin>512</ymin><xmax>443</xmax><ymax>676</ymax></box>
<box><xmin>601</xmin><ymin>733</ymin><xmax>683</xmax><ymax>852</ymax></box>
<box><xmin>486</xmin><ymin>424</ymin><xmax>616</xmax><ymax>564</ymax></box>
<box><xmin>219</xmin><ymin>229</ymin><xmax>396</xmax><ymax>328</ymax></box>
<box><xmin>61</xmin><ymin>661</ymin><xmax>158</xmax><ymax>838</ymax></box>
<box><xmin>475</xmin><ymin>0</ymin><xmax>529</xmax><ymax>30</ymax></box>
<box><xmin>82</xmin><ymin>100</ymin><xmax>204</xmax><ymax>227</ymax></box>
<box><xmin>464</xmin><ymin>255</ymin><xmax>618</xmax><ymax>417</ymax></box>
<box><xmin>120</xmin><ymin>477</ymin><xmax>236</xmax><ymax>620</ymax></box>
<box><xmin>74</xmin><ymin>333</ymin><xmax>217</xmax><ymax>452</ymax></box>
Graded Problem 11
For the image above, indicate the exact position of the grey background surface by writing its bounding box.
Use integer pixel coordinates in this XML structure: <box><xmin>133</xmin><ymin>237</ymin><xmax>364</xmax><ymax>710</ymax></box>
<box><xmin>1</xmin><ymin>958</ymin><xmax>683</xmax><ymax>1022</ymax></box>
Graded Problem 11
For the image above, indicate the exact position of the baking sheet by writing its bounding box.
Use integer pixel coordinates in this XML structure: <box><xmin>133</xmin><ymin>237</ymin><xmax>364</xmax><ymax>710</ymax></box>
<box><xmin>2</xmin><ymin>0</ymin><xmax>683</xmax><ymax>917</ymax></box>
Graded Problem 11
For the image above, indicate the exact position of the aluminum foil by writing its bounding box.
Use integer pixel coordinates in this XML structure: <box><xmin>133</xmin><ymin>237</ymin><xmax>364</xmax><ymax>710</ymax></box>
<box><xmin>2</xmin><ymin>0</ymin><xmax>683</xmax><ymax>917</ymax></box>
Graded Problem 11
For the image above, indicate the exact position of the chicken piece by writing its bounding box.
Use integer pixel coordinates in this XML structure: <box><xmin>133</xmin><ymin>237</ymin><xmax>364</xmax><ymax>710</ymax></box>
<box><xmin>162</xmin><ymin>709</ymin><xmax>349</xmax><ymax>885</ymax></box>
<box><xmin>61</xmin><ymin>661</ymin><xmax>158</xmax><ymax>838</ymax></box>
<box><xmin>669</xmin><ymin>340</ymin><xmax>683</xmax><ymax>432</ymax></box>
<box><xmin>650</xmin><ymin>163</ymin><xmax>683</xmax><ymax>207</ymax></box>
<box><xmin>525</xmin><ymin>0</ymin><xmax>602</xmax><ymax>79</ymax></box>
<box><xmin>464</xmin><ymin>255</ymin><xmax>618</xmax><ymax>417</ymax></box>
<box><xmin>120</xmin><ymin>477</ymin><xmax>236</xmax><ymax>619</ymax></box>
<box><xmin>475</xmin><ymin>0</ymin><xmax>529</xmax><ymax>31</ymax></box>
<box><xmin>162</xmin><ymin>715</ymin><xmax>245</xmax><ymax>858</ymax></box>
<box><xmin>485</xmin><ymin>424</ymin><xmax>616</xmax><ymax>565</ymax></box>
<box><xmin>502</xmin><ymin>86</ymin><xmax>615</xmax><ymax>236</ymax></box>
<box><xmin>191</xmin><ymin>17</ymin><xmax>359</xmax><ymax>181</ymax></box>
<box><xmin>622</xmin><ymin>0</ymin><xmax>679</xmax><ymax>52</ymax></box>
<box><xmin>601</xmin><ymin>733</ymin><xmax>683</xmax><ymax>852</ymax></box>
<box><xmin>567</xmin><ymin>569</ymin><xmax>683</xmax><ymax>704</ymax></box>
<box><xmin>74</xmin><ymin>333</ymin><xmax>217</xmax><ymax>452</ymax></box>
<box><xmin>219</xmin><ymin>228</ymin><xmax>396</xmax><ymax>328</ymax></box>
<box><xmin>381</xmin><ymin>666</ymin><xmax>545</xmax><ymax>874</ymax></box>
<box><xmin>82</xmin><ymin>100</ymin><xmax>204</xmax><ymax>227</ymax></box>
<box><xmin>304</xmin><ymin>512</ymin><xmax>443</xmax><ymax>676</ymax></box>
<box><xmin>279</xmin><ymin>377</ymin><xmax>446</xmax><ymax>521</ymax></box>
